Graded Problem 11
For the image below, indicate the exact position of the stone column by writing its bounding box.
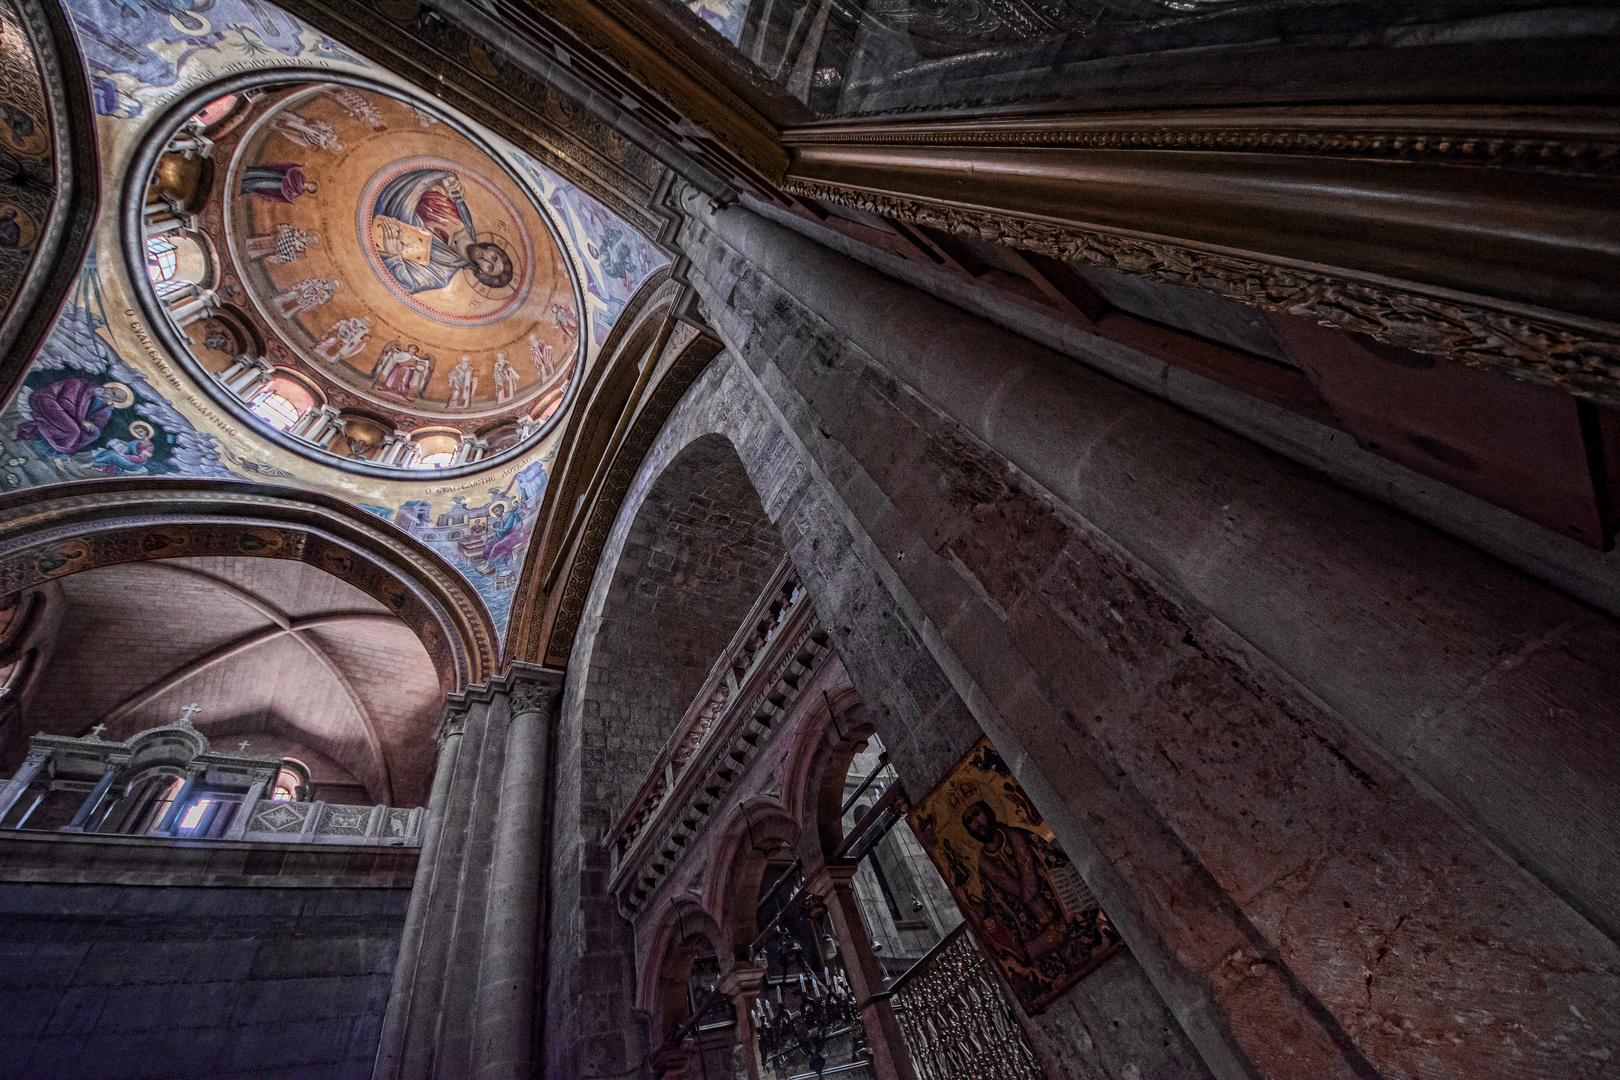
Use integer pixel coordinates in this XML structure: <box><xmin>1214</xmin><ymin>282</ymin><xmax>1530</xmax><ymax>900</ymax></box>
<box><xmin>60</xmin><ymin>765</ymin><xmax>119</xmax><ymax>833</ymax></box>
<box><xmin>224</xmin><ymin>356</ymin><xmax>272</xmax><ymax>396</ymax></box>
<box><xmin>169</xmin><ymin>287</ymin><xmax>218</xmax><ymax>327</ymax></box>
<box><xmin>376</xmin><ymin>708</ymin><xmax>467</xmax><ymax>1079</ymax></box>
<box><xmin>474</xmin><ymin>666</ymin><xmax>563</xmax><ymax>1080</ymax></box>
<box><xmin>0</xmin><ymin>749</ymin><xmax>49</xmax><ymax>822</ymax></box>
<box><xmin>143</xmin><ymin>212</ymin><xmax>196</xmax><ymax>237</ymax></box>
<box><xmin>378</xmin><ymin>663</ymin><xmax>565</xmax><ymax>1080</ymax></box>
<box><xmin>719</xmin><ymin>963</ymin><xmax>767</xmax><ymax>1080</ymax></box>
<box><xmin>225</xmin><ymin>770</ymin><xmax>274</xmax><ymax>840</ymax></box>
<box><xmin>807</xmin><ymin>864</ymin><xmax>918</xmax><ymax>1080</ymax></box>
<box><xmin>154</xmin><ymin>764</ymin><xmax>205</xmax><ymax>836</ymax></box>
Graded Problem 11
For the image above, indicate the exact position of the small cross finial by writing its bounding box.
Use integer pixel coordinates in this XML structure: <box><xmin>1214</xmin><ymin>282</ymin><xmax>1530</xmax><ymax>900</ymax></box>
<box><xmin>177</xmin><ymin>703</ymin><xmax>202</xmax><ymax>725</ymax></box>
<box><xmin>88</xmin><ymin>723</ymin><xmax>108</xmax><ymax>740</ymax></box>
<box><xmin>237</xmin><ymin>740</ymin><xmax>251</xmax><ymax>753</ymax></box>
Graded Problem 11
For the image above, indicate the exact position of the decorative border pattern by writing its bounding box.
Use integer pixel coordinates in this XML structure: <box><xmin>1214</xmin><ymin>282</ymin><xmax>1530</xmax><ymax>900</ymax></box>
<box><xmin>783</xmin><ymin>118</ymin><xmax>1620</xmax><ymax>176</ymax></box>
<box><xmin>782</xmin><ymin>178</ymin><xmax>1620</xmax><ymax>406</ymax></box>
<box><xmin>0</xmin><ymin>479</ymin><xmax>499</xmax><ymax>689</ymax></box>
<box><xmin>546</xmin><ymin>333</ymin><xmax>724</xmax><ymax>661</ymax></box>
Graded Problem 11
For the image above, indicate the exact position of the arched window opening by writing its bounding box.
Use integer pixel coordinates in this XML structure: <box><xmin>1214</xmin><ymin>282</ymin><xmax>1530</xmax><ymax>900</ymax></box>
<box><xmin>408</xmin><ymin>433</ymin><xmax>460</xmax><ymax>469</ymax></box>
<box><xmin>145</xmin><ymin>235</ymin><xmax>178</xmax><ymax>284</ymax></box>
<box><xmin>249</xmin><ymin>376</ymin><xmax>315</xmax><ymax>431</ymax></box>
<box><xmin>141</xmin><ymin>777</ymin><xmax>185</xmax><ymax>835</ymax></box>
<box><xmin>271</xmin><ymin>760</ymin><xmax>309</xmax><ymax>803</ymax></box>
<box><xmin>191</xmin><ymin>94</ymin><xmax>236</xmax><ymax>128</ymax></box>
<box><xmin>145</xmin><ymin>234</ymin><xmax>210</xmax><ymax>301</ymax></box>
<box><xmin>840</xmin><ymin>734</ymin><xmax>960</xmax><ymax>981</ymax></box>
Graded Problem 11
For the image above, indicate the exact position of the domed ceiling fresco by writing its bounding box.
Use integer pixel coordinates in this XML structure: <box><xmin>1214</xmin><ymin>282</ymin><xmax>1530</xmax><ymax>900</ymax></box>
<box><xmin>0</xmin><ymin>0</ymin><xmax>670</xmax><ymax>644</ymax></box>
<box><xmin>213</xmin><ymin>84</ymin><xmax>580</xmax><ymax>448</ymax></box>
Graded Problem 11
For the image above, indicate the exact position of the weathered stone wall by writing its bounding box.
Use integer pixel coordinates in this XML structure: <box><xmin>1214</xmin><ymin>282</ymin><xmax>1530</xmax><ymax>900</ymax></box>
<box><xmin>625</xmin><ymin>190</ymin><xmax>1618</xmax><ymax>1079</ymax></box>
<box><xmin>0</xmin><ymin>881</ymin><xmax>408</xmax><ymax>1080</ymax></box>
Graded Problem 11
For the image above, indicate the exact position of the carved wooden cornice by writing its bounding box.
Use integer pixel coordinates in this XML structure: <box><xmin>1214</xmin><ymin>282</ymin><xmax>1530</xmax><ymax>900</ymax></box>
<box><xmin>609</xmin><ymin>607</ymin><xmax>832</xmax><ymax>915</ymax></box>
<box><xmin>784</xmin><ymin>106</ymin><xmax>1620</xmax><ymax>178</ymax></box>
<box><xmin>782</xmin><ymin>177</ymin><xmax>1620</xmax><ymax>407</ymax></box>
<box><xmin>272</xmin><ymin>0</ymin><xmax>665</xmax><ymax>235</ymax></box>
<box><xmin>502</xmin><ymin>0</ymin><xmax>791</xmax><ymax>181</ymax></box>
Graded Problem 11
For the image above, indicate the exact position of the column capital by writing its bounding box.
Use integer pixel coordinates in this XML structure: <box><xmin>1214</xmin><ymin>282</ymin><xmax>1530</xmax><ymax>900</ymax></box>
<box><xmin>719</xmin><ymin>962</ymin><xmax>767</xmax><ymax>998</ymax></box>
<box><xmin>805</xmin><ymin>861</ymin><xmax>860</xmax><ymax>893</ymax></box>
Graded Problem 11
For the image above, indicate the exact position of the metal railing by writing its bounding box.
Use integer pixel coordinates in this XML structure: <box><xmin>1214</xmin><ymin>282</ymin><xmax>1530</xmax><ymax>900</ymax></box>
<box><xmin>881</xmin><ymin>922</ymin><xmax>1046</xmax><ymax>1080</ymax></box>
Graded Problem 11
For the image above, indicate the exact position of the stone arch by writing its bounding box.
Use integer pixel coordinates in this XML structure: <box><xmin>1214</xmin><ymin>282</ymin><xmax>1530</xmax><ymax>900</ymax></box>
<box><xmin>0</xmin><ymin>0</ymin><xmax>99</xmax><ymax>404</ymax></box>
<box><xmin>706</xmin><ymin>802</ymin><xmax>801</xmax><ymax>966</ymax></box>
<box><xmin>576</xmin><ymin>432</ymin><xmax>788</xmax><ymax>823</ymax></box>
<box><xmin>0</xmin><ymin>478</ymin><xmax>499</xmax><ymax>693</ymax></box>
<box><xmin>546</xmin><ymin>344</ymin><xmax>981</xmax><ymax>1078</ymax></box>
<box><xmin>639</xmin><ymin>902</ymin><xmax>725</xmax><ymax>1042</ymax></box>
<box><xmin>780</xmin><ymin>686</ymin><xmax>877</xmax><ymax>866</ymax></box>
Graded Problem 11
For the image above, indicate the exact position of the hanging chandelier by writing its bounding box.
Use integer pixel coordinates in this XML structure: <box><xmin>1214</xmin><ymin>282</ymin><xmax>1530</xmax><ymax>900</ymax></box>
<box><xmin>749</xmin><ymin>897</ymin><xmax>866</xmax><ymax>1078</ymax></box>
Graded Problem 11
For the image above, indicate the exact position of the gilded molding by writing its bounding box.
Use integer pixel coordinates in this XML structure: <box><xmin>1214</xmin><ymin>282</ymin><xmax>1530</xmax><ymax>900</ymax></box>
<box><xmin>782</xmin><ymin>178</ymin><xmax>1620</xmax><ymax>405</ymax></box>
<box><xmin>502</xmin><ymin>0</ymin><xmax>789</xmax><ymax>180</ymax></box>
<box><xmin>546</xmin><ymin>335</ymin><xmax>725</xmax><ymax>662</ymax></box>
<box><xmin>783</xmin><ymin>110</ymin><xmax>1620</xmax><ymax>177</ymax></box>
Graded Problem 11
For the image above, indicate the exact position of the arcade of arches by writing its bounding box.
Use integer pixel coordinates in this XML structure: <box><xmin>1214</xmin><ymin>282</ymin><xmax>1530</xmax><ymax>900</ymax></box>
<box><xmin>0</xmin><ymin>2</ymin><xmax>1617</xmax><ymax>1079</ymax></box>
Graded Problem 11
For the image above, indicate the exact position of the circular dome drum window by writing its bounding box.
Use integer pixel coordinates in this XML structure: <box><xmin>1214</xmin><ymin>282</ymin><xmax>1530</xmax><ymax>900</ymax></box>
<box><xmin>124</xmin><ymin>73</ymin><xmax>585</xmax><ymax>477</ymax></box>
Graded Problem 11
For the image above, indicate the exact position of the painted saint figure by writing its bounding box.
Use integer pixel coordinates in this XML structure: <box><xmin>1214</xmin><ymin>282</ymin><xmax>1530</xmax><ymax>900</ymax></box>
<box><xmin>372</xmin><ymin>340</ymin><xmax>433</xmax><ymax>400</ymax></box>
<box><xmin>271</xmin><ymin>277</ymin><xmax>339</xmax><ymax>317</ymax></box>
<box><xmin>0</xmin><ymin>208</ymin><xmax>20</xmax><ymax>249</ymax></box>
<box><xmin>16</xmin><ymin>379</ymin><xmax>112</xmax><ymax>455</ymax></box>
<box><xmin>239</xmin><ymin>162</ymin><xmax>318</xmax><ymax>204</ymax></box>
<box><xmin>493</xmin><ymin>352</ymin><xmax>517</xmax><ymax>404</ymax></box>
<box><xmin>270</xmin><ymin>113</ymin><xmax>343</xmax><ymax>152</ymax></box>
<box><xmin>314</xmin><ymin>317</ymin><xmax>372</xmax><ymax>364</ymax></box>
<box><xmin>447</xmin><ymin>356</ymin><xmax>477</xmax><ymax>409</ymax></box>
<box><xmin>528</xmin><ymin>333</ymin><xmax>555</xmax><ymax>377</ymax></box>
<box><xmin>961</xmin><ymin>801</ymin><xmax>1069</xmax><ymax>963</ymax></box>
<box><xmin>370</xmin><ymin>169</ymin><xmax>513</xmax><ymax>296</ymax></box>
<box><xmin>92</xmin><ymin>423</ymin><xmax>157</xmax><ymax>475</ymax></box>
<box><xmin>245</xmin><ymin>224</ymin><xmax>319</xmax><ymax>264</ymax></box>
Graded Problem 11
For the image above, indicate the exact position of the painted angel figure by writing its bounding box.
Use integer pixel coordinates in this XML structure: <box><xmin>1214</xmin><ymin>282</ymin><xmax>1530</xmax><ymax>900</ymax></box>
<box><xmin>270</xmin><ymin>112</ymin><xmax>344</xmax><ymax>152</ymax></box>
<box><xmin>245</xmin><ymin>224</ymin><xmax>319</xmax><ymax>264</ymax></box>
<box><xmin>447</xmin><ymin>356</ymin><xmax>477</xmax><ymax>409</ymax></box>
<box><xmin>493</xmin><ymin>353</ymin><xmax>518</xmax><ymax>404</ymax></box>
<box><xmin>370</xmin><ymin>169</ymin><xmax>514</xmax><ymax>295</ymax></box>
<box><xmin>314</xmin><ymin>317</ymin><xmax>372</xmax><ymax>364</ymax></box>
<box><xmin>271</xmin><ymin>277</ymin><xmax>339</xmax><ymax>317</ymax></box>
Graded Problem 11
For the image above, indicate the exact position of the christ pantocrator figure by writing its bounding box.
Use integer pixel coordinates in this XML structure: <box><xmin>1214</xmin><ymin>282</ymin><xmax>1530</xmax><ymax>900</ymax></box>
<box><xmin>370</xmin><ymin>169</ymin><xmax>513</xmax><ymax>296</ymax></box>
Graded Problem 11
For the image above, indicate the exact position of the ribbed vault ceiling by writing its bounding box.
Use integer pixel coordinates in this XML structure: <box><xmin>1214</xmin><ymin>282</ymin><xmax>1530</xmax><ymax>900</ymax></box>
<box><xmin>25</xmin><ymin>555</ymin><xmax>443</xmax><ymax>806</ymax></box>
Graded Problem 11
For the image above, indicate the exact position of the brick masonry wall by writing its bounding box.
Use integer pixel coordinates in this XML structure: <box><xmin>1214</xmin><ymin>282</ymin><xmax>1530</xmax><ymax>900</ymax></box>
<box><xmin>0</xmin><ymin>882</ymin><xmax>408</xmax><ymax>1080</ymax></box>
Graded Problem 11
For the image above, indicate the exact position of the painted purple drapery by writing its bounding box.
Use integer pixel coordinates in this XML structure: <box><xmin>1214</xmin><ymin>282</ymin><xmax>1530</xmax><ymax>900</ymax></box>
<box><xmin>17</xmin><ymin>378</ymin><xmax>112</xmax><ymax>454</ymax></box>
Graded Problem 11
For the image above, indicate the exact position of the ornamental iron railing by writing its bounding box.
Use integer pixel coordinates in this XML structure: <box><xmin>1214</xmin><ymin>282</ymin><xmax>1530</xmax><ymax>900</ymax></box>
<box><xmin>885</xmin><ymin>922</ymin><xmax>1045</xmax><ymax>1080</ymax></box>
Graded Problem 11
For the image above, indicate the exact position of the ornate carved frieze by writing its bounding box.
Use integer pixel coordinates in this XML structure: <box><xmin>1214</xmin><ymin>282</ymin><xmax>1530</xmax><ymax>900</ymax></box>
<box><xmin>783</xmin><ymin>110</ymin><xmax>1620</xmax><ymax>177</ymax></box>
<box><xmin>781</xmin><ymin>178</ymin><xmax>1620</xmax><ymax>406</ymax></box>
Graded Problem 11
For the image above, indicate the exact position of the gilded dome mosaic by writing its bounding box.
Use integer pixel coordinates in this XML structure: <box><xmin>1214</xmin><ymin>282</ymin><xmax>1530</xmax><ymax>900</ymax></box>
<box><xmin>133</xmin><ymin>78</ymin><xmax>584</xmax><ymax>474</ymax></box>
